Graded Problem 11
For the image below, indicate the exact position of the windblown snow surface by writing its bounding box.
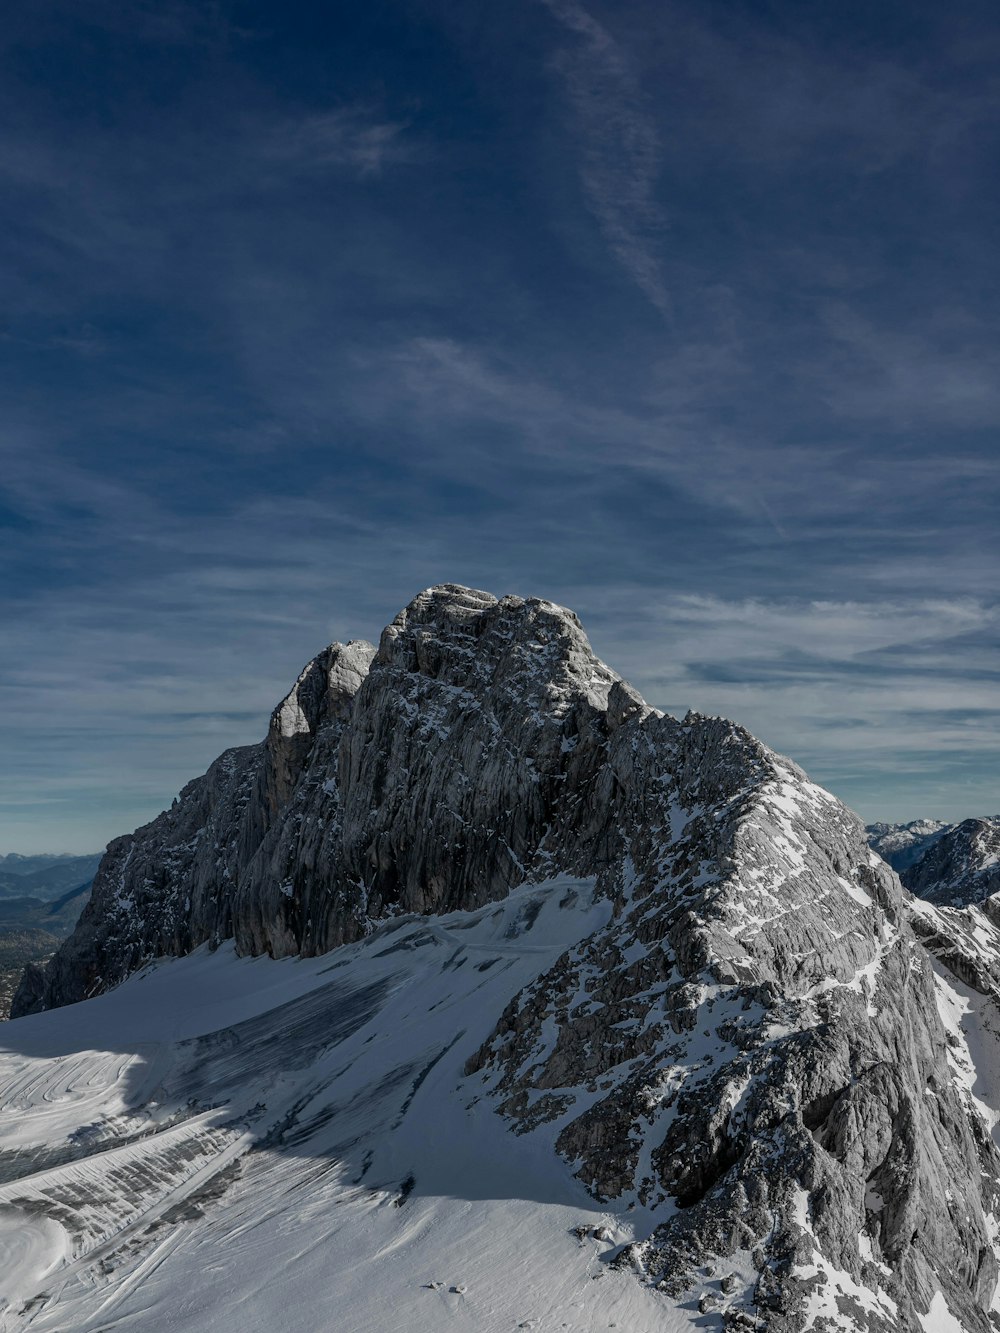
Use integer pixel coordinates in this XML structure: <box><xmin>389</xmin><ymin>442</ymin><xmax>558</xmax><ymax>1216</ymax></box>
<box><xmin>0</xmin><ymin>876</ymin><xmax>719</xmax><ymax>1333</ymax></box>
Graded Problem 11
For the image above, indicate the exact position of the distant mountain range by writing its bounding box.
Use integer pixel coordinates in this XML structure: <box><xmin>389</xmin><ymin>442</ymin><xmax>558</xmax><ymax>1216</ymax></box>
<box><xmin>867</xmin><ymin>818</ymin><xmax>1000</xmax><ymax>906</ymax></box>
<box><xmin>0</xmin><ymin>852</ymin><xmax>102</xmax><ymax>900</ymax></box>
<box><xmin>866</xmin><ymin>818</ymin><xmax>953</xmax><ymax>870</ymax></box>
<box><xmin>0</xmin><ymin>853</ymin><xmax>100</xmax><ymax>1017</ymax></box>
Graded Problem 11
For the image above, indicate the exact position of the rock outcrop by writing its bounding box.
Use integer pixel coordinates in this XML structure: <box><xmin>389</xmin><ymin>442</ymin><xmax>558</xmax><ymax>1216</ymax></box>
<box><xmin>16</xmin><ymin>586</ymin><xmax>631</xmax><ymax>1011</ymax></box>
<box><xmin>468</xmin><ymin>733</ymin><xmax>1000</xmax><ymax>1332</ymax></box>
<box><xmin>871</xmin><ymin>816</ymin><xmax>1000</xmax><ymax>1002</ymax></box>
<box><xmin>12</xmin><ymin>585</ymin><xmax>1000</xmax><ymax>1331</ymax></box>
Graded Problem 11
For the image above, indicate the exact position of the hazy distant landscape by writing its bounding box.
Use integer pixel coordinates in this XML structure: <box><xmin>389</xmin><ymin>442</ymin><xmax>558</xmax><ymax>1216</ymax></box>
<box><xmin>0</xmin><ymin>855</ymin><xmax>99</xmax><ymax>1016</ymax></box>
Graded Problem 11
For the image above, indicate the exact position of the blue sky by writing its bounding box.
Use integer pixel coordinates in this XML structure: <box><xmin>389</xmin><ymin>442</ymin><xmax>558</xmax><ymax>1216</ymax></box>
<box><xmin>2</xmin><ymin>0</ymin><xmax>999</xmax><ymax>851</ymax></box>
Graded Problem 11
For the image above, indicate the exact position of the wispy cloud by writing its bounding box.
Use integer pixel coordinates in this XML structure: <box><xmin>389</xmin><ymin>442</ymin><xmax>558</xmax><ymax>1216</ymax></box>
<box><xmin>260</xmin><ymin>109</ymin><xmax>416</xmax><ymax>178</ymax></box>
<box><xmin>572</xmin><ymin>590</ymin><xmax>1000</xmax><ymax>822</ymax></box>
<box><xmin>346</xmin><ymin>333</ymin><xmax>997</xmax><ymax>559</ymax></box>
<box><xmin>817</xmin><ymin>303</ymin><xmax>1000</xmax><ymax>428</ymax></box>
<box><xmin>539</xmin><ymin>0</ymin><xmax>671</xmax><ymax>318</ymax></box>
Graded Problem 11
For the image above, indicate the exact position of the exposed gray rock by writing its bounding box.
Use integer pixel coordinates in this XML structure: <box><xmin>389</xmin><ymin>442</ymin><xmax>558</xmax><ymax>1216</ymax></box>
<box><xmin>15</xmin><ymin>742</ymin><xmax>263</xmax><ymax>1012</ymax></box>
<box><xmin>17</xmin><ymin>586</ymin><xmax>630</xmax><ymax>1008</ymax></box>
<box><xmin>875</xmin><ymin>815</ymin><xmax>1000</xmax><ymax>1013</ymax></box>
<box><xmin>12</xmin><ymin>584</ymin><xmax>1000</xmax><ymax>1331</ymax></box>
<box><xmin>468</xmin><ymin>724</ymin><xmax>1000</xmax><ymax>1332</ymax></box>
<box><xmin>235</xmin><ymin>584</ymin><xmax>628</xmax><ymax>956</ymax></box>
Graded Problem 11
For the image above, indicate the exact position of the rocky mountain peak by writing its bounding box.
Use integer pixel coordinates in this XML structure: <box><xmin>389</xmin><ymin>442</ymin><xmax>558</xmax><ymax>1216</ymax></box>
<box><xmin>266</xmin><ymin>639</ymin><xmax>376</xmax><ymax>812</ymax></box>
<box><xmin>14</xmin><ymin>585</ymin><xmax>636</xmax><ymax>1009</ymax></box>
<box><xmin>271</xmin><ymin>638</ymin><xmax>377</xmax><ymax>742</ymax></box>
<box><xmin>334</xmin><ymin>585</ymin><xmax>632</xmax><ymax>925</ymax></box>
<box><xmin>375</xmin><ymin>583</ymin><xmax>622</xmax><ymax>712</ymax></box>
<box><xmin>9</xmin><ymin>586</ymin><xmax>1000</xmax><ymax>1332</ymax></box>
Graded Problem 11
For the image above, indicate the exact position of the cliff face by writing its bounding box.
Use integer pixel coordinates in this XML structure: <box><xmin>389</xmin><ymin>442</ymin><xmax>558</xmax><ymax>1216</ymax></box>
<box><xmin>16</xmin><ymin>586</ymin><xmax>632</xmax><ymax>1012</ymax></box>
<box><xmin>14</xmin><ymin>637</ymin><xmax>376</xmax><ymax>1012</ymax></box>
<box><xmin>468</xmin><ymin>727</ymin><xmax>1000</xmax><ymax>1332</ymax></box>
<box><xmin>11</xmin><ymin>585</ymin><xmax>1000</xmax><ymax>1331</ymax></box>
<box><xmin>235</xmin><ymin>583</ymin><xmax>626</xmax><ymax>957</ymax></box>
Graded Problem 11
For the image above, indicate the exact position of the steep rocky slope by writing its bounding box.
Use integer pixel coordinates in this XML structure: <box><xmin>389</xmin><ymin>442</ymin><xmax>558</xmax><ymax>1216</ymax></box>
<box><xmin>13</xmin><ymin>638</ymin><xmax>376</xmax><ymax>1013</ymax></box>
<box><xmin>17</xmin><ymin>586</ymin><xmax>632</xmax><ymax>1012</ymax></box>
<box><xmin>9</xmin><ymin>585</ymin><xmax>1000</xmax><ymax>1331</ymax></box>
<box><xmin>868</xmin><ymin>819</ymin><xmax>1000</xmax><ymax>1003</ymax></box>
<box><xmin>468</xmin><ymin>745</ymin><xmax>1000</xmax><ymax>1331</ymax></box>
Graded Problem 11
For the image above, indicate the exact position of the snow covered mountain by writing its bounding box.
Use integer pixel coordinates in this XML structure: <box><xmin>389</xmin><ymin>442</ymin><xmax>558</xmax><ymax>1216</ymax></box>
<box><xmin>2</xmin><ymin>585</ymin><xmax>1000</xmax><ymax>1332</ymax></box>
<box><xmin>901</xmin><ymin>818</ymin><xmax>1000</xmax><ymax>909</ymax></box>
<box><xmin>866</xmin><ymin>820</ymin><xmax>953</xmax><ymax>873</ymax></box>
<box><xmin>0</xmin><ymin>854</ymin><xmax>101</xmax><ymax>902</ymax></box>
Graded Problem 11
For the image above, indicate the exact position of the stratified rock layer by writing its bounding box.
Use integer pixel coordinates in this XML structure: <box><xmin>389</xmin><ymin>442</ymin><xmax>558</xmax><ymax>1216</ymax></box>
<box><xmin>13</xmin><ymin>585</ymin><xmax>1000</xmax><ymax>1331</ymax></box>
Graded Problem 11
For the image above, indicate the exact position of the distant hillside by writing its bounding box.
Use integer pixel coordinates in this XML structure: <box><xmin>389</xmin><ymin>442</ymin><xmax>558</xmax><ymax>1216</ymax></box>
<box><xmin>0</xmin><ymin>870</ymin><xmax>95</xmax><ymax>1018</ymax></box>
<box><xmin>901</xmin><ymin>816</ymin><xmax>1000</xmax><ymax>907</ymax></box>
<box><xmin>0</xmin><ymin>853</ymin><xmax>102</xmax><ymax>900</ymax></box>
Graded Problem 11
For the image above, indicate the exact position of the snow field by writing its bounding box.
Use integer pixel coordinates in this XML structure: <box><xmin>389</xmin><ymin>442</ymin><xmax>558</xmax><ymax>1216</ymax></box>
<box><xmin>0</xmin><ymin>878</ymin><xmax>713</xmax><ymax>1332</ymax></box>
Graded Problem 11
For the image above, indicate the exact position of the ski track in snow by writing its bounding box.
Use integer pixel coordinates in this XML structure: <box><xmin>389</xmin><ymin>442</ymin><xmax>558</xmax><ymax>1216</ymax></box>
<box><xmin>0</xmin><ymin>877</ymin><xmax>714</xmax><ymax>1333</ymax></box>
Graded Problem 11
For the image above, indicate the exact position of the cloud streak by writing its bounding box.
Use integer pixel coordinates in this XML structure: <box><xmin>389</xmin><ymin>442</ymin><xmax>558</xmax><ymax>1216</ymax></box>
<box><xmin>540</xmin><ymin>0</ymin><xmax>671</xmax><ymax>317</ymax></box>
<box><xmin>259</xmin><ymin>109</ymin><xmax>416</xmax><ymax>178</ymax></box>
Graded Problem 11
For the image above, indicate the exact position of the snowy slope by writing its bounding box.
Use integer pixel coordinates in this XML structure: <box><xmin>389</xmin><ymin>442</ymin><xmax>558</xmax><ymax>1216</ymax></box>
<box><xmin>2</xmin><ymin>865</ymin><xmax>996</xmax><ymax>1331</ymax></box>
<box><xmin>0</xmin><ymin>877</ymin><xmax>713</xmax><ymax>1333</ymax></box>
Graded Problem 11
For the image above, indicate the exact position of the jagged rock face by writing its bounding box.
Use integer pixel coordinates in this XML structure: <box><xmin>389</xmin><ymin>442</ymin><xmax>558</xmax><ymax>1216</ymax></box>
<box><xmin>908</xmin><ymin>894</ymin><xmax>1000</xmax><ymax>1003</ymax></box>
<box><xmin>902</xmin><ymin>816</ymin><xmax>1000</xmax><ymax>907</ymax></box>
<box><xmin>867</xmin><ymin>819</ymin><xmax>952</xmax><ymax>872</ymax></box>
<box><xmin>227</xmin><ymin>638</ymin><xmax>376</xmax><ymax>957</ymax></box>
<box><xmin>16</xmin><ymin>587</ymin><xmax>630</xmax><ymax>1005</ymax></box>
<box><xmin>336</xmin><ymin>586</ymin><xmax>623</xmax><ymax>917</ymax></box>
<box><xmin>16</xmin><ymin>744</ymin><xmax>263</xmax><ymax>1011</ymax></box>
<box><xmin>233</xmin><ymin>586</ymin><xmax>628</xmax><ymax>957</ymax></box>
<box><xmin>883</xmin><ymin>815</ymin><xmax>1000</xmax><ymax>1031</ymax></box>
<box><xmin>876</xmin><ymin>815</ymin><xmax>1000</xmax><ymax>1009</ymax></box>
<box><xmin>16</xmin><ymin>640</ymin><xmax>375</xmax><ymax>1011</ymax></box>
<box><xmin>12</xmin><ymin>584</ymin><xmax>1000</xmax><ymax>1331</ymax></box>
<box><xmin>468</xmin><ymin>731</ymin><xmax>1000</xmax><ymax>1332</ymax></box>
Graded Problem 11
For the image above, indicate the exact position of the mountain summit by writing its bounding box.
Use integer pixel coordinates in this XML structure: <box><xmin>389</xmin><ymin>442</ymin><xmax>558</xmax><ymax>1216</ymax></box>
<box><xmin>4</xmin><ymin>586</ymin><xmax>999</xmax><ymax>1332</ymax></box>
